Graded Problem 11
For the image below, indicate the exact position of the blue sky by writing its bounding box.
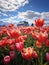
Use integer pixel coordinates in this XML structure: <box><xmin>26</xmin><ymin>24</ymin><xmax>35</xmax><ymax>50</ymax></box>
<box><xmin>0</xmin><ymin>0</ymin><xmax>49</xmax><ymax>25</ymax></box>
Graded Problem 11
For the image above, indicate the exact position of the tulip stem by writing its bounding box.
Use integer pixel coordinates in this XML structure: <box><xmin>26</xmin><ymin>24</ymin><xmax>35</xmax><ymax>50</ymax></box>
<box><xmin>41</xmin><ymin>52</ymin><xmax>43</xmax><ymax>65</ymax></box>
<box><xmin>40</xmin><ymin>48</ymin><xmax>43</xmax><ymax>65</ymax></box>
<box><xmin>36</xmin><ymin>60</ymin><xmax>37</xmax><ymax>65</ymax></box>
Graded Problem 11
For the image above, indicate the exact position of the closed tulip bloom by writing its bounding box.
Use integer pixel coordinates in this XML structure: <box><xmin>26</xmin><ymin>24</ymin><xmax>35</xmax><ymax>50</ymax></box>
<box><xmin>32</xmin><ymin>51</ymin><xmax>38</xmax><ymax>59</ymax></box>
<box><xmin>10</xmin><ymin>51</ymin><xmax>15</xmax><ymax>60</ymax></box>
<box><xmin>46</xmin><ymin>52</ymin><xmax>49</xmax><ymax>62</ymax></box>
<box><xmin>35</xmin><ymin>19</ymin><xmax>44</xmax><ymax>27</ymax></box>
<box><xmin>45</xmin><ymin>39</ymin><xmax>49</xmax><ymax>47</ymax></box>
<box><xmin>4</xmin><ymin>56</ymin><xmax>10</xmax><ymax>65</ymax></box>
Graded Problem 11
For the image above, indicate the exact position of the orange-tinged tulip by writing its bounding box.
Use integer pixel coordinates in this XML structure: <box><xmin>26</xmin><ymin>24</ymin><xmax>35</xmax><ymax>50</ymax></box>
<box><xmin>36</xmin><ymin>41</ymin><xmax>42</xmax><ymax>48</ymax></box>
<box><xmin>36</xmin><ymin>32</ymin><xmax>48</xmax><ymax>43</ymax></box>
<box><xmin>7</xmin><ymin>29</ymin><xmax>21</xmax><ymax>38</ymax></box>
<box><xmin>16</xmin><ymin>36</ymin><xmax>25</xmax><ymax>43</ymax></box>
<box><xmin>21</xmin><ymin>47</ymin><xmax>34</xmax><ymax>60</ymax></box>
<box><xmin>10</xmin><ymin>44</ymin><xmax>15</xmax><ymax>51</ymax></box>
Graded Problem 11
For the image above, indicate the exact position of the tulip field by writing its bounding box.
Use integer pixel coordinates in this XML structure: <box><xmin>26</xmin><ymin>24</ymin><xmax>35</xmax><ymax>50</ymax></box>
<box><xmin>0</xmin><ymin>19</ymin><xmax>49</xmax><ymax>65</ymax></box>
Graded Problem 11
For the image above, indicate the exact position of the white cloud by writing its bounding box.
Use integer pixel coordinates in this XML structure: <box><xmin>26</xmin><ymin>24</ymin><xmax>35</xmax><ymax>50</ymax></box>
<box><xmin>17</xmin><ymin>10</ymin><xmax>49</xmax><ymax>25</ymax></box>
<box><xmin>2</xmin><ymin>13</ymin><xmax>8</xmax><ymax>16</ymax></box>
<box><xmin>0</xmin><ymin>11</ymin><xmax>8</xmax><ymax>16</ymax></box>
<box><xmin>18</xmin><ymin>10</ymin><xmax>49</xmax><ymax>19</ymax></box>
<box><xmin>0</xmin><ymin>10</ymin><xmax>49</xmax><ymax>26</ymax></box>
<box><xmin>18</xmin><ymin>10</ymin><xmax>41</xmax><ymax>19</ymax></box>
<box><xmin>41</xmin><ymin>12</ymin><xmax>49</xmax><ymax>19</ymax></box>
<box><xmin>0</xmin><ymin>14</ymin><xmax>1</xmax><ymax>17</ymax></box>
<box><xmin>0</xmin><ymin>0</ymin><xmax>29</xmax><ymax>12</ymax></box>
<box><xmin>0</xmin><ymin>15</ymin><xmax>19</xmax><ymax>25</ymax></box>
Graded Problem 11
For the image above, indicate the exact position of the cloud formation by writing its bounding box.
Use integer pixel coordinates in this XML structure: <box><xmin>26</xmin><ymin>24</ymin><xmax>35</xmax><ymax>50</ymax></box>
<box><xmin>0</xmin><ymin>10</ymin><xmax>49</xmax><ymax>25</ymax></box>
<box><xmin>18</xmin><ymin>10</ymin><xmax>49</xmax><ymax>19</ymax></box>
<box><xmin>0</xmin><ymin>0</ymin><xmax>28</xmax><ymax>11</ymax></box>
<box><xmin>0</xmin><ymin>11</ymin><xmax>8</xmax><ymax>16</ymax></box>
<box><xmin>17</xmin><ymin>10</ymin><xmax>49</xmax><ymax>25</ymax></box>
<box><xmin>18</xmin><ymin>11</ymin><xmax>40</xmax><ymax>19</ymax></box>
<box><xmin>0</xmin><ymin>16</ymin><xmax>19</xmax><ymax>25</ymax></box>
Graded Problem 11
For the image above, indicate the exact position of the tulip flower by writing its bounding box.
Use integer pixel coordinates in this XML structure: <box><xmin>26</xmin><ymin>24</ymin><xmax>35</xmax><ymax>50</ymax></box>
<box><xmin>46</xmin><ymin>52</ymin><xmax>49</xmax><ymax>62</ymax></box>
<box><xmin>10</xmin><ymin>51</ymin><xmax>15</xmax><ymax>60</ymax></box>
<box><xmin>36</xmin><ymin>41</ymin><xmax>42</xmax><ymax>48</ymax></box>
<box><xmin>7</xmin><ymin>29</ymin><xmax>21</xmax><ymax>38</ymax></box>
<box><xmin>45</xmin><ymin>39</ymin><xmax>49</xmax><ymax>47</ymax></box>
<box><xmin>16</xmin><ymin>36</ymin><xmax>25</xmax><ymax>43</ymax></box>
<box><xmin>8</xmin><ymin>38</ymin><xmax>15</xmax><ymax>45</ymax></box>
<box><xmin>10</xmin><ymin>44</ymin><xmax>15</xmax><ymax>51</ymax></box>
<box><xmin>32</xmin><ymin>51</ymin><xmax>38</xmax><ymax>59</ymax></box>
<box><xmin>8</xmin><ymin>23</ymin><xmax>14</xmax><ymax>27</ymax></box>
<box><xmin>4</xmin><ymin>56</ymin><xmax>10</xmax><ymax>65</ymax></box>
<box><xmin>21</xmin><ymin>47</ymin><xmax>34</xmax><ymax>60</ymax></box>
<box><xmin>35</xmin><ymin>32</ymin><xmax>48</xmax><ymax>43</ymax></box>
<box><xmin>0</xmin><ymin>40</ymin><xmax>3</xmax><ymax>47</ymax></box>
<box><xmin>22</xmin><ymin>35</ymin><xmax>27</xmax><ymax>40</ymax></box>
<box><xmin>15</xmin><ymin>42</ymin><xmax>24</xmax><ymax>52</ymax></box>
<box><xmin>35</xmin><ymin>19</ymin><xmax>44</xmax><ymax>27</ymax></box>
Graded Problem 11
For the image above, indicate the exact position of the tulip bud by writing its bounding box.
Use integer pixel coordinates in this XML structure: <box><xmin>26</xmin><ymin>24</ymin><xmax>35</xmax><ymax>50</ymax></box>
<box><xmin>10</xmin><ymin>44</ymin><xmax>15</xmax><ymax>51</ymax></box>
<box><xmin>34</xmin><ymin>19</ymin><xmax>44</xmax><ymax>27</ymax></box>
<box><xmin>10</xmin><ymin>51</ymin><xmax>15</xmax><ymax>60</ymax></box>
<box><xmin>46</xmin><ymin>52</ymin><xmax>49</xmax><ymax>62</ymax></box>
<box><xmin>33</xmin><ymin>51</ymin><xmax>38</xmax><ymax>59</ymax></box>
<box><xmin>4</xmin><ymin>56</ymin><xmax>10</xmax><ymax>65</ymax></box>
<box><xmin>22</xmin><ymin>35</ymin><xmax>27</xmax><ymax>39</ymax></box>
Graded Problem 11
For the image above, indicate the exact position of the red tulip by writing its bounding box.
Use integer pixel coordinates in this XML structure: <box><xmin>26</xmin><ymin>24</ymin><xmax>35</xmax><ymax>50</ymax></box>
<box><xmin>35</xmin><ymin>19</ymin><xmax>44</xmax><ymax>27</ymax></box>
<box><xmin>8</xmin><ymin>23</ymin><xmax>14</xmax><ymax>27</ymax></box>
<box><xmin>2</xmin><ymin>37</ymin><xmax>8</xmax><ymax>46</ymax></box>
<box><xmin>15</xmin><ymin>42</ymin><xmax>24</xmax><ymax>52</ymax></box>
<box><xmin>10</xmin><ymin>44</ymin><xmax>15</xmax><ymax>51</ymax></box>
<box><xmin>22</xmin><ymin>35</ymin><xmax>27</xmax><ymax>40</ymax></box>
<box><xmin>0</xmin><ymin>40</ymin><xmax>3</xmax><ymax>47</ymax></box>
<box><xmin>10</xmin><ymin>51</ymin><xmax>15</xmax><ymax>60</ymax></box>
<box><xmin>36</xmin><ymin>32</ymin><xmax>48</xmax><ymax>43</ymax></box>
<box><xmin>2</xmin><ymin>39</ymin><xmax>8</xmax><ymax>46</ymax></box>
<box><xmin>4</xmin><ymin>56</ymin><xmax>10</xmax><ymax>65</ymax></box>
<box><xmin>0</xmin><ymin>31</ymin><xmax>3</xmax><ymax>36</ymax></box>
<box><xmin>45</xmin><ymin>39</ymin><xmax>49</xmax><ymax>47</ymax></box>
<box><xmin>46</xmin><ymin>52</ymin><xmax>49</xmax><ymax>62</ymax></box>
<box><xmin>32</xmin><ymin>32</ymin><xmax>38</xmax><ymax>39</ymax></box>
<box><xmin>8</xmin><ymin>38</ymin><xmax>15</xmax><ymax>45</ymax></box>
<box><xmin>7</xmin><ymin>29</ymin><xmax>21</xmax><ymax>38</ymax></box>
<box><xmin>16</xmin><ymin>36</ymin><xmax>25</xmax><ymax>43</ymax></box>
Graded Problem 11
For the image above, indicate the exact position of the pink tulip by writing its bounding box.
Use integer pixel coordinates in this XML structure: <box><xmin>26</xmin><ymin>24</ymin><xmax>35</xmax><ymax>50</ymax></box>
<box><xmin>33</xmin><ymin>51</ymin><xmax>38</xmax><ymax>59</ymax></box>
<box><xmin>4</xmin><ymin>56</ymin><xmax>10</xmax><ymax>65</ymax></box>
<box><xmin>10</xmin><ymin>51</ymin><xmax>15</xmax><ymax>60</ymax></box>
<box><xmin>15</xmin><ymin>42</ymin><xmax>24</xmax><ymax>52</ymax></box>
<box><xmin>46</xmin><ymin>52</ymin><xmax>49</xmax><ymax>62</ymax></box>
